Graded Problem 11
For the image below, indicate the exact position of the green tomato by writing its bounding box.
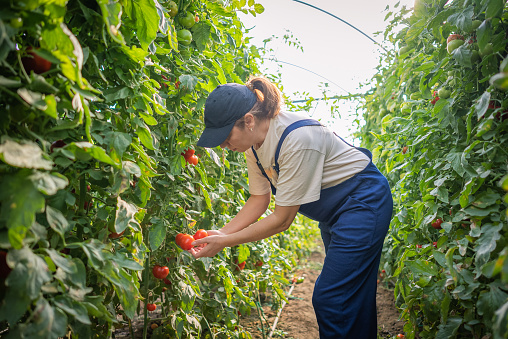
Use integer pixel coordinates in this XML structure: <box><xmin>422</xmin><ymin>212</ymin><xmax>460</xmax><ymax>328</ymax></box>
<box><xmin>10</xmin><ymin>17</ymin><xmax>23</xmax><ymax>29</ymax></box>
<box><xmin>471</xmin><ymin>20</ymin><xmax>482</xmax><ymax>31</ymax></box>
<box><xmin>399</xmin><ymin>46</ymin><xmax>411</xmax><ymax>56</ymax></box>
<box><xmin>447</xmin><ymin>39</ymin><xmax>464</xmax><ymax>54</ymax></box>
<box><xmin>177</xmin><ymin>29</ymin><xmax>192</xmax><ymax>46</ymax></box>
<box><xmin>168</xmin><ymin>1</ymin><xmax>178</xmax><ymax>17</ymax></box>
<box><xmin>410</xmin><ymin>92</ymin><xmax>421</xmax><ymax>100</ymax></box>
<box><xmin>437</xmin><ymin>88</ymin><xmax>451</xmax><ymax>99</ymax></box>
<box><xmin>179</xmin><ymin>12</ymin><xmax>195</xmax><ymax>29</ymax></box>
<box><xmin>479</xmin><ymin>43</ymin><xmax>493</xmax><ymax>58</ymax></box>
<box><xmin>471</xmin><ymin>50</ymin><xmax>480</xmax><ymax>63</ymax></box>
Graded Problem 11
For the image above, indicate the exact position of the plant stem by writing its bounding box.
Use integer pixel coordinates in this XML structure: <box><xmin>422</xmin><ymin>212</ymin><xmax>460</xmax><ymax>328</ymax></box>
<box><xmin>142</xmin><ymin>238</ymin><xmax>150</xmax><ymax>339</ymax></box>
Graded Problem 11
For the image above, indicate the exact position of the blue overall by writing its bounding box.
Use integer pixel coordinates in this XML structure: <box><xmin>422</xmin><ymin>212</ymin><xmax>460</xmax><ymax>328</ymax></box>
<box><xmin>251</xmin><ymin>119</ymin><xmax>393</xmax><ymax>339</ymax></box>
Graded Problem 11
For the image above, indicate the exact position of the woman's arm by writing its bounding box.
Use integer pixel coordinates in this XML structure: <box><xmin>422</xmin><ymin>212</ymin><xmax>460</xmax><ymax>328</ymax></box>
<box><xmin>190</xmin><ymin>204</ymin><xmax>300</xmax><ymax>258</ymax></box>
<box><xmin>219</xmin><ymin>192</ymin><xmax>271</xmax><ymax>235</ymax></box>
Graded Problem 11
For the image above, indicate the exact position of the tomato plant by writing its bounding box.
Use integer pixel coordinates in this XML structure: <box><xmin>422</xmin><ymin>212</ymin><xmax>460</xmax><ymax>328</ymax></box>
<box><xmin>358</xmin><ymin>1</ymin><xmax>508</xmax><ymax>338</ymax></box>
<box><xmin>0</xmin><ymin>0</ymin><xmax>322</xmax><ymax>338</ymax></box>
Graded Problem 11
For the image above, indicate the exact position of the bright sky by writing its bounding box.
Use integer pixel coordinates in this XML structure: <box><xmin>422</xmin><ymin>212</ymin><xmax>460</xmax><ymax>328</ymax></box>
<box><xmin>239</xmin><ymin>0</ymin><xmax>413</xmax><ymax>142</ymax></box>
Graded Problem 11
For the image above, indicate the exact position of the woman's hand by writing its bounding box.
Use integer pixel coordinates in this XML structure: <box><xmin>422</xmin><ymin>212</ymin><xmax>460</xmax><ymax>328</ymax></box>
<box><xmin>189</xmin><ymin>229</ymin><xmax>227</xmax><ymax>258</ymax></box>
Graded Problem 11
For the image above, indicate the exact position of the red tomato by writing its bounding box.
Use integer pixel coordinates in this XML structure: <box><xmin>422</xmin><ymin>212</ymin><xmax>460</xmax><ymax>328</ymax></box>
<box><xmin>402</xmin><ymin>146</ymin><xmax>408</xmax><ymax>154</ymax></box>
<box><xmin>147</xmin><ymin>303</ymin><xmax>156</xmax><ymax>311</ymax></box>
<box><xmin>50</xmin><ymin>139</ymin><xmax>66</xmax><ymax>153</ymax></box>
<box><xmin>175</xmin><ymin>233</ymin><xmax>195</xmax><ymax>250</ymax></box>
<box><xmin>194</xmin><ymin>229</ymin><xmax>208</xmax><ymax>240</ymax></box>
<box><xmin>255</xmin><ymin>260</ymin><xmax>263</xmax><ymax>267</ymax></box>
<box><xmin>163</xmin><ymin>278</ymin><xmax>172</xmax><ymax>285</ymax></box>
<box><xmin>0</xmin><ymin>251</ymin><xmax>11</xmax><ymax>280</ymax></box>
<box><xmin>234</xmin><ymin>259</ymin><xmax>246</xmax><ymax>271</ymax></box>
<box><xmin>108</xmin><ymin>230</ymin><xmax>125</xmax><ymax>239</ymax></box>
<box><xmin>187</xmin><ymin>155</ymin><xmax>199</xmax><ymax>166</ymax></box>
<box><xmin>431</xmin><ymin>218</ymin><xmax>443</xmax><ymax>229</ymax></box>
<box><xmin>22</xmin><ymin>47</ymin><xmax>52</xmax><ymax>74</ymax></box>
<box><xmin>152</xmin><ymin>265</ymin><xmax>169</xmax><ymax>279</ymax></box>
<box><xmin>447</xmin><ymin>34</ymin><xmax>464</xmax><ymax>44</ymax></box>
<box><xmin>182</xmin><ymin>148</ymin><xmax>195</xmax><ymax>159</ymax></box>
<box><xmin>433</xmin><ymin>241</ymin><xmax>438</xmax><ymax>248</ymax></box>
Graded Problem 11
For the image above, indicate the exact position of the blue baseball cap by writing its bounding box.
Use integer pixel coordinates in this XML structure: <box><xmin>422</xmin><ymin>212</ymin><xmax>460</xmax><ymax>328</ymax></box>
<box><xmin>197</xmin><ymin>83</ymin><xmax>258</xmax><ymax>148</ymax></box>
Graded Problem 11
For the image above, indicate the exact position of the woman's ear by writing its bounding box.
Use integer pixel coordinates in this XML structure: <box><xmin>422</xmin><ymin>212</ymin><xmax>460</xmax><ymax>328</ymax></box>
<box><xmin>244</xmin><ymin>113</ymin><xmax>255</xmax><ymax>130</ymax></box>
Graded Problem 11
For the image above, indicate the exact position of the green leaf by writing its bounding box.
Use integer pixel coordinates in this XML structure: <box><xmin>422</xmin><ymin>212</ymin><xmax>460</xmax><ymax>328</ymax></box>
<box><xmin>102</xmin><ymin>86</ymin><xmax>132</xmax><ymax>102</ymax></box>
<box><xmin>167</xmin><ymin>23</ymin><xmax>179</xmax><ymax>51</ymax></box>
<box><xmin>67</xmin><ymin>142</ymin><xmax>119</xmax><ymax>167</ymax></box>
<box><xmin>485</xmin><ymin>0</ymin><xmax>504</xmax><ymax>19</ymax></box>
<box><xmin>238</xmin><ymin>244</ymin><xmax>250</xmax><ymax>263</ymax></box>
<box><xmin>115</xmin><ymin>197</ymin><xmax>139</xmax><ymax>233</ymax></box>
<box><xmin>96</xmin><ymin>0</ymin><xmax>126</xmax><ymax>45</ymax></box>
<box><xmin>127</xmin><ymin>0</ymin><xmax>158</xmax><ymax>50</ymax></box>
<box><xmin>136</xmin><ymin>123</ymin><xmax>155</xmax><ymax>150</ymax></box>
<box><xmin>0</xmin><ymin>140</ymin><xmax>53</xmax><ymax>170</ymax></box>
<box><xmin>475</xmin><ymin>223</ymin><xmax>503</xmax><ymax>267</ymax></box>
<box><xmin>254</xmin><ymin>3</ymin><xmax>264</xmax><ymax>14</ymax></box>
<box><xmin>149</xmin><ymin>220</ymin><xmax>166</xmax><ymax>251</ymax></box>
<box><xmin>81</xmin><ymin>239</ymin><xmax>107</xmax><ymax>269</ymax></box>
<box><xmin>179</xmin><ymin>74</ymin><xmax>198</xmax><ymax>91</ymax></box>
<box><xmin>0</xmin><ymin>171</ymin><xmax>45</xmax><ymax>241</ymax></box>
<box><xmin>475</xmin><ymin>91</ymin><xmax>491</xmax><ymax>120</ymax></box>
<box><xmin>23</xmin><ymin>298</ymin><xmax>68</xmax><ymax>338</ymax></box>
<box><xmin>192</xmin><ymin>22</ymin><xmax>211</xmax><ymax>51</ymax></box>
<box><xmin>451</xmin><ymin>45</ymin><xmax>472</xmax><ymax>68</ymax></box>
<box><xmin>405</xmin><ymin>259</ymin><xmax>439</xmax><ymax>276</ymax></box>
<box><xmin>46</xmin><ymin>206</ymin><xmax>70</xmax><ymax>238</ymax></box>
<box><xmin>477</xmin><ymin>20</ymin><xmax>491</xmax><ymax>52</ymax></box>
<box><xmin>435</xmin><ymin>316</ymin><xmax>462</xmax><ymax>339</ymax></box>
<box><xmin>30</xmin><ymin>171</ymin><xmax>68</xmax><ymax>195</ymax></box>
<box><xmin>447</xmin><ymin>6</ymin><xmax>473</xmax><ymax>32</ymax></box>
<box><xmin>111</xmin><ymin>132</ymin><xmax>132</xmax><ymax>159</ymax></box>
<box><xmin>477</xmin><ymin>282</ymin><xmax>508</xmax><ymax>328</ymax></box>
<box><xmin>7</xmin><ymin>248</ymin><xmax>52</xmax><ymax>299</ymax></box>
<box><xmin>53</xmin><ymin>295</ymin><xmax>91</xmax><ymax>325</ymax></box>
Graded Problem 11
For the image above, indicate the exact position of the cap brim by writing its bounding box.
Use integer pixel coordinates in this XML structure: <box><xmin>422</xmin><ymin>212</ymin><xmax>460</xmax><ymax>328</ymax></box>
<box><xmin>197</xmin><ymin>121</ymin><xmax>236</xmax><ymax>148</ymax></box>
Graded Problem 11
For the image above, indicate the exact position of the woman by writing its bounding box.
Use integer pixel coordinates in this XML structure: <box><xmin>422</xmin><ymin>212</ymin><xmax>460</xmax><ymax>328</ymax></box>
<box><xmin>191</xmin><ymin>77</ymin><xmax>393</xmax><ymax>339</ymax></box>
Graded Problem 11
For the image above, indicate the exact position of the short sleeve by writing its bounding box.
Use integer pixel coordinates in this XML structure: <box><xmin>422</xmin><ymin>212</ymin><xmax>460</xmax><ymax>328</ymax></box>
<box><xmin>274</xmin><ymin>148</ymin><xmax>325</xmax><ymax>206</ymax></box>
<box><xmin>245</xmin><ymin>150</ymin><xmax>271</xmax><ymax>195</ymax></box>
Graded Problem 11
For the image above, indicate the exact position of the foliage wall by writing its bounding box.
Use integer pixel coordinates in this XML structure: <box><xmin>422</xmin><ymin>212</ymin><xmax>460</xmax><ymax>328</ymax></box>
<box><xmin>357</xmin><ymin>0</ymin><xmax>508</xmax><ymax>338</ymax></box>
<box><xmin>0</xmin><ymin>0</ymin><xmax>319</xmax><ymax>338</ymax></box>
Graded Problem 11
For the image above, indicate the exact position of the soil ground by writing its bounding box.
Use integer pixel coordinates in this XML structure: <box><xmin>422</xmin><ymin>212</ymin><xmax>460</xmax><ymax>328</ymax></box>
<box><xmin>240</xmin><ymin>245</ymin><xmax>406</xmax><ymax>339</ymax></box>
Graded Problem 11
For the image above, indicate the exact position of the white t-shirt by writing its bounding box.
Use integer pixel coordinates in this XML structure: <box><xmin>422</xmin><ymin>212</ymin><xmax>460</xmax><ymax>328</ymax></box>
<box><xmin>245</xmin><ymin>111</ymin><xmax>370</xmax><ymax>206</ymax></box>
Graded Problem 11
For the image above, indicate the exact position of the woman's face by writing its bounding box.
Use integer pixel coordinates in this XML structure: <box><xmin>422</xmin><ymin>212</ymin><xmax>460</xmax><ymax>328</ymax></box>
<box><xmin>220</xmin><ymin>125</ymin><xmax>252</xmax><ymax>152</ymax></box>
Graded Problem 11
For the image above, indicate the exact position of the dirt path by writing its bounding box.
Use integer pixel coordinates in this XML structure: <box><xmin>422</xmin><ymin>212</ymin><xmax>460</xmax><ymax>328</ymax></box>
<box><xmin>241</xmin><ymin>246</ymin><xmax>406</xmax><ymax>338</ymax></box>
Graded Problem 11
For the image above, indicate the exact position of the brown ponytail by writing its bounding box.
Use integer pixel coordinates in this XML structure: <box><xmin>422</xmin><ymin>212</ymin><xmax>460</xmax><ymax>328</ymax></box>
<box><xmin>235</xmin><ymin>76</ymin><xmax>282</xmax><ymax>129</ymax></box>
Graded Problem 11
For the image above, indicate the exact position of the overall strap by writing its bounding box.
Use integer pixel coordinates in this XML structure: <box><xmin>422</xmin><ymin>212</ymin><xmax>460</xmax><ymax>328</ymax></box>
<box><xmin>251</xmin><ymin>119</ymin><xmax>322</xmax><ymax>196</ymax></box>
<box><xmin>251</xmin><ymin>146</ymin><xmax>276</xmax><ymax>195</ymax></box>
<box><xmin>273</xmin><ymin>119</ymin><xmax>322</xmax><ymax>174</ymax></box>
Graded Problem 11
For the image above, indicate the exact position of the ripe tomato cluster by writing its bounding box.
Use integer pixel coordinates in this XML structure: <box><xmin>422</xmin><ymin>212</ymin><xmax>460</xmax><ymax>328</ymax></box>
<box><xmin>181</xmin><ymin>148</ymin><xmax>199</xmax><ymax>166</ymax></box>
<box><xmin>430</xmin><ymin>91</ymin><xmax>440</xmax><ymax>105</ymax></box>
<box><xmin>234</xmin><ymin>258</ymin><xmax>246</xmax><ymax>271</ymax></box>
<box><xmin>152</xmin><ymin>265</ymin><xmax>169</xmax><ymax>279</ymax></box>
<box><xmin>175</xmin><ymin>229</ymin><xmax>208</xmax><ymax>250</ymax></box>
